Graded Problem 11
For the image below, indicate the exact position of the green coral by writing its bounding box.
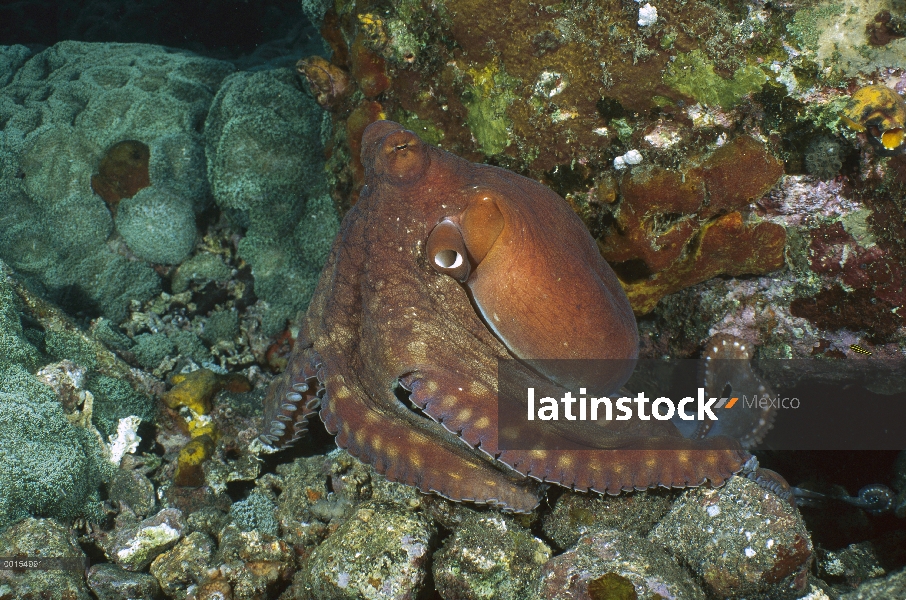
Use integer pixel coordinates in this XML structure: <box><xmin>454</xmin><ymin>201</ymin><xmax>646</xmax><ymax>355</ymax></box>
<box><xmin>0</xmin><ymin>45</ymin><xmax>32</xmax><ymax>87</ymax></box>
<box><xmin>171</xmin><ymin>253</ymin><xmax>232</xmax><ymax>294</ymax></box>
<box><xmin>0</xmin><ymin>41</ymin><xmax>236</xmax><ymax>320</ymax></box>
<box><xmin>91</xmin><ymin>318</ymin><xmax>133</xmax><ymax>352</ymax></box>
<box><xmin>205</xmin><ymin>69</ymin><xmax>339</xmax><ymax>334</ymax></box>
<box><xmin>0</xmin><ymin>365</ymin><xmax>109</xmax><ymax>530</ymax></box>
<box><xmin>44</xmin><ymin>330</ymin><xmax>98</xmax><ymax>369</ymax></box>
<box><xmin>663</xmin><ymin>50</ymin><xmax>767</xmax><ymax>109</ymax></box>
<box><xmin>0</xmin><ymin>270</ymin><xmax>39</xmax><ymax>371</ymax></box>
<box><xmin>229</xmin><ymin>491</ymin><xmax>279</xmax><ymax>536</ymax></box>
<box><xmin>201</xmin><ymin>310</ymin><xmax>240</xmax><ymax>344</ymax></box>
<box><xmin>86</xmin><ymin>374</ymin><xmax>156</xmax><ymax>439</ymax></box>
<box><xmin>132</xmin><ymin>333</ymin><xmax>177</xmax><ymax>369</ymax></box>
<box><xmin>115</xmin><ymin>186</ymin><xmax>198</xmax><ymax>265</ymax></box>
<box><xmin>168</xmin><ymin>330</ymin><xmax>212</xmax><ymax>364</ymax></box>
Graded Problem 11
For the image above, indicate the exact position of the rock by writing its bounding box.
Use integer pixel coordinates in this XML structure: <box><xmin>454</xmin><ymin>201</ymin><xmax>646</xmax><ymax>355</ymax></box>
<box><xmin>819</xmin><ymin>541</ymin><xmax>887</xmax><ymax>588</ymax></box>
<box><xmin>186</xmin><ymin>506</ymin><xmax>229</xmax><ymax>538</ymax></box>
<box><xmin>542</xmin><ymin>489</ymin><xmax>675</xmax><ymax>549</ymax></box>
<box><xmin>109</xmin><ymin>468</ymin><xmax>157</xmax><ymax>517</ymax></box>
<box><xmin>0</xmin><ymin>518</ymin><xmax>91</xmax><ymax>600</ymax></box>
<box><xmin>539</xmin><ymin>528</ymin><xmax>706</xmax><ymax>599</ymax></box>
<box><xmin>149</xmin><ymin>531</ymin><xmax>215</xmax><ymax>597</ymax></box>
<box><xmin>208</xmin><ymin>522</ymin><xmax>295</xmax><ymax>600</ymax></box>
<box><xmin>101</xmin><ymin>507</ymin><xmax>185</xmax><ymax>571</ymax></box>
<box><xmin>303</xmin><ymin>502</ymin><xmax>436</xmax><ymax>599</ymax></box>
<box><xmin>434</xmin><ymin>514</ymin><xmax>550</xmax><ymax>600</ymax></box>
<box><xmin>649</xmin><ymin>475</ymin><xmax>812</xmax><ymax>599</ymax></box>
<box><xmin>86</xmin><ymin>563</ymin><xmax>161</xmax><ymax>600</ymax></box>
<box><xmin>840</xmin><ymin>567</ymin><xmax>906</xmax><ymax>599</ymax></box>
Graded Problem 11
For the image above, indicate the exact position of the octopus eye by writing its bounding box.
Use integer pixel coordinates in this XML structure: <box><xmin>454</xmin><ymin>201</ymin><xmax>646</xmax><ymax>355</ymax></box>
<box><xmin>381</xmin><ymin>129</ymin><xmax>428</xmax><ymax>181</ymax></box>
<box><xmin>426</xmin><ymin>219</ymin><xmax>471</xmax><ymax>282</ymax></box>
<box><xmin>434</xmin><ymin>248</ymin><xmax>464</xmax><ymax>270</ymax></box>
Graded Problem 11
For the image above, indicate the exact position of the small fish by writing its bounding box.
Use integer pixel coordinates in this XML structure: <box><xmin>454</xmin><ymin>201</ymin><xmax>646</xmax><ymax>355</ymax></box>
<box><xmin>850</xmin><ymin>344</ymin><xmax>872</xmax><ymax>356</ymax></box>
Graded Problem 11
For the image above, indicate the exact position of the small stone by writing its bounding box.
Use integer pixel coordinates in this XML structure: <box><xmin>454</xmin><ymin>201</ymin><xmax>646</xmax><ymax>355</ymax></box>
<box><xmin>86</xmin><ymin>563</ymin><xmax>161</xmax><ymax>600</ymax></box>
<box><xmin>818</xmin><ymin>536</ymin><xmax>897</xmax><ymax>587</ymax></box>
<box><xmin>539</xmin><ymin>528</ymin><xmax>706</xmax><ymax>599</ymax></box>
<box><xmin>149</xmin><ymin>531</ymin><xmax>215</xmax><ymax>597</ymax></box>
<box><xmin>0</xmin><ymin>518</ymin><xmax>91</xmax><ymax>600</ymax></box>
<box><xmin>102</xmin><ymin>507</ymin><xmax>185</xmax><ymax>571</ymax></box>
<box><xmin>303</xmin><ymin>502</ymin><xmax>436</xmax><ymax>599</ymax></box>
<box><xmin>839</xmin><ymin>567</ymin><xmax>906</xmax><ymax>599</ymax></box>
<box><xmin>214</xmin><ymin>523</ymin><xmax>295</xmax><ymax>600</ymax></box>
<box><xmin>649</xmin><ymin>476</ymin><xmax>812</xmax><ymax>599</ymax></box>
<box><xmin>108</xmin><ymin>468</ymin><xmax>157</xmax><ymax>517</ymax></box>
<box><xmin>542</xmin><ymin>490</ymin><xmax>675</xmax><ymax>549</ymax></box>
<box><xmin>434</xmin><ymin>514</ymin><xmax>550</xmax><ymax>599</ymax></box>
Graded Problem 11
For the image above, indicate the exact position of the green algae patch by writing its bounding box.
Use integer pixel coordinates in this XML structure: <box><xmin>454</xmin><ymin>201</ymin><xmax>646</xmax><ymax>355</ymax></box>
<box><xmin>462</xmin><ymin>62</ymin><xmax>519</xmax><ymax>156</ymax></box>
<box><xmin>396</xmin><ymin>111</ymin><xmax>445</xmax><ymax>146</ymax></box>
<box><xmin>664</xmin><ymin>50</ymin><xmax>767</xmax><ymax>109</ymax></box>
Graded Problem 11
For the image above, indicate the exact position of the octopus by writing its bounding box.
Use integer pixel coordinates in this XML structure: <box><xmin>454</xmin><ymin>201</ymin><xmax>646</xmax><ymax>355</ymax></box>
<box><xmin>260</xmin><ymin>121</ymin><xmax>751</xmax><ymax>512</ymax></box>
<box><xmin>695</xmin><ymin>333</ymin><xmax>776</xmax><ymax>448</ymax></box>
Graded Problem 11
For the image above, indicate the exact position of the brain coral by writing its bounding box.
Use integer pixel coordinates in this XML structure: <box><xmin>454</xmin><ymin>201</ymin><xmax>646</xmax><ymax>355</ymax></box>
<box><xmin>0</xmin><ymin>41</ymin><xmax>234</xmax><ymax>320</ymax></box>
<box><xmin>205</xmin><ymin>68</ymin><xmax>339</xmax><ymax>334</ymax></box>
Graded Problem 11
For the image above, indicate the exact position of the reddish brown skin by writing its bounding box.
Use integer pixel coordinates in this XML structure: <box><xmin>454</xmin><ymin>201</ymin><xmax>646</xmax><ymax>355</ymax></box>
<box><xmin>261</xmin><ymin>121</ymin><xmax>749</xmax><ymax>512</ymax></box>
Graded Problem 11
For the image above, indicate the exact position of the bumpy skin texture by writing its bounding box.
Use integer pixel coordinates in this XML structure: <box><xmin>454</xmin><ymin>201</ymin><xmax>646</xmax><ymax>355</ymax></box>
<box><xmin>262</xmin><ymin>121</ymin><xmax>749</xmax><ymax>512</ymax></box>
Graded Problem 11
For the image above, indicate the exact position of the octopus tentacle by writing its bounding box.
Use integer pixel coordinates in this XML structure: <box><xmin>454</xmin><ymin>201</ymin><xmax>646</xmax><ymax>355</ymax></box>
<box><xmin>259</xmin><ymin>346</ymin><xmax>323</xmax><ymax>448</ymax></box>
<box><xmin>319</xmin><ymin>370</ymin><xmax>543</xmax><ymax>512</ymax></box>
<box><xmin>697</xmin><ymin>333</ymin><xmax>776</xmax><ymax>448</ymax></box>
<box><xmin>791</xmin><ymin>484</ymin><xmax>895</xmax><ymax>515</ymax></box>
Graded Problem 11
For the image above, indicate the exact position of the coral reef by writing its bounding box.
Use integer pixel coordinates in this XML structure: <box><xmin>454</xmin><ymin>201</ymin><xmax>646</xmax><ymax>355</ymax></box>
<box><xmin>2</xmin><ymin>0</ymin><xmax>906</xmax><ymax>595</ymax></box>
<box><xmin>204</xmin><ymin>68</ymin><xmax>340</xmax><ymax>335</ymax></box>
<box><xmin>299</xmin><ymin>0</ymin><xmax>906</xmax><ymax>343</ymax></box>
<box><xmin>0</xmin><ymin>267</ymin><xmax>112</xmax><ymax>529</ymax></box>
<box><xmin>0</xmin><ymin>41</ymin><xmax>235</xmax><ymax>320</ymax></box>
